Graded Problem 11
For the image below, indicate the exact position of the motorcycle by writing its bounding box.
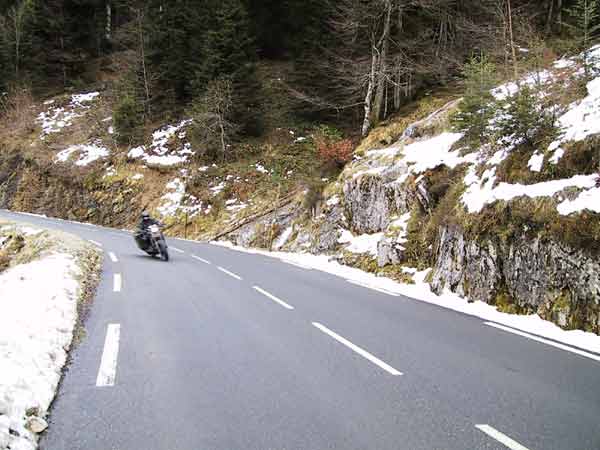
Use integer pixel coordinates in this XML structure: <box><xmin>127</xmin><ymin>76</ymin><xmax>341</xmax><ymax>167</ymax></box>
<box><xmin>134</xmin><ymin>224</ymin><xmax>169</xmax><ymax>261</ymax></box>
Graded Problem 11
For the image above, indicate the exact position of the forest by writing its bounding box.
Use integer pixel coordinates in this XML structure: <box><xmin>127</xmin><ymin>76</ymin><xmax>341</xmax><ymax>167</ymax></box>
<box><xmin>0</xmin><ymin>0</ymin><xmax>596</xmax><ymax>151</ymax></box>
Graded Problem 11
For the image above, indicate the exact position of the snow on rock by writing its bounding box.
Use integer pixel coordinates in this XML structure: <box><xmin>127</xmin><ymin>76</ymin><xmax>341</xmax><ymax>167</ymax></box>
<box><xmin>104</xmin><ymin>166</ymin><xmax>116</xmax><ymax>178</ymax></box>
<box><xmin>491</xmin><ymin>70</ymin><xmax>554</xmax><ymax>100</ymax></box>
<box><xmin>548</xmin><ymin>64</ymin><xmax>600</xmax><ymax>153</ymax></box>
<box><xmin>389</xmin><ymin>212</ymin><xmax>411</xmax><ymax>247</ymax></box>
<box><xmin>0</xmin><ymin>251</ymin><xmax>82</xmax><ymax>450</ymax></box>
<box><xmin>254</xmin><ymin>163</ymin><xmax>269</xmax><ymax>174</ymax></box>
<box><xmin>131</xmin><ymin>173</ymin><xmax>144</xmax><ymax>181</ymax></box>
<box><xmin>70</xmin><ymin>92</ymin><xmax>99</xmax><ymax>106</ymax></box>
<box><xmin>225</xmin><ymin>198</ymin><xmax>248</xmax><ymax>213</ymax></box>
<box><xmin>55</xmin><ymin>143</ymin><xmax>109</xmax><ymax>166</ymax></box>
<box><xmin>157</xmin><ymin>178</ymin><xmax>201</xmax><ymax>218</ymax></box>
<box><xmin>326</xmin><ymin>195</ymin><xmax>340</xmax><ymax>207</ymax></box>
<box><xmin>463</xmin><ymin>167</ymin><xmax>597</xmax><ymax>213</ymax></box>
<box><xmin>557</xmin><ymin>185</ymin><xmax>600</xmax><ymax>215</ymax></box>
<box><xmin>127</xmin><ymin>119</ymin><xmax>194</xmax><ymax>166</ymax></box>
<box><xmin>209</xmin><ymin>182</ymin><xmax>226</xmax><ymax>196</ymax></box>
<box><xmin>527</xmin><ymin>152</ymin><xmax>544</xmax><ymax>172</ymax></box>
<box><xmin>273</xmin><ymin>226</ymin><xmax>294</xmax><ymax>250</ymax></box>
<box><xmin>401</xmin><ymin>132</ymin><xmax>466</xmax><ymax>173</ymax></box>
<box><xmin>212</xmin><ymin>240</ymin><xmax>600</xmax><ymax>355</ymax></box>
<box><xmin>338</xmin><ymin>230</ymin><xmax>384</xmax><ymax>256</ymax></box>
<box><xmin>549</xmin><ymin>147</ymin><xmax>564</xmax><ymax>164</ymax></box>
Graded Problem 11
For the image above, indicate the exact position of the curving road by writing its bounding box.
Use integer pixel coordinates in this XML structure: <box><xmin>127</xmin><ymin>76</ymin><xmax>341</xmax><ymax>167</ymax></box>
<box><xmin>1</xmin><ymin>209</ymin><xmax>599</xmax><ymax>450</ymax></box>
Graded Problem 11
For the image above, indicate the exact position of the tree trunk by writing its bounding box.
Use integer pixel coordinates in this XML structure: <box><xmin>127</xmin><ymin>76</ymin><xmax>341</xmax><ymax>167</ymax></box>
<box><xmin>106</xmin><ymin>2</ymin><xmax>112</xmax><ymax>41</ymax></box>
<box><xmin>136</xmin><ymin>8</ymin><xmax>151</xmax><ymax>118</ymax></box>
<box><xmin>507</xmin><ymin>0</ymin><xmax>518</xmax><ymax>79</ymax></box>
<box><xmin>362</xmin><ymin>47</ymin><xmax>378</xmax><ymax>136</ymax></box>
<box><xmin>372</xmin><ymin>0</ymin><xmax>393</xmax><ymax>123</ymax></box>
<box><xmin>545</xmin><ymin>0</ymin><xmax>554</xmax><ymax>35</ymax></box>
<box><xmin>557</xmin><ymin>0</ymin><xmax>562</xmax><ymax>31</ymax></box>
<box><xmin>219</xmin><ymin>118</ymin><xmax>226</xmax><ymax>157</ymax></box>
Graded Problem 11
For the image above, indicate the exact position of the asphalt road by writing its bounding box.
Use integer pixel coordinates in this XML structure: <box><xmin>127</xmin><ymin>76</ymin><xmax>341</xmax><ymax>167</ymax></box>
<box><xmin>1</xmin><ymin>209</ymin><xmax>599</xmax><ymax>450</ymax></box>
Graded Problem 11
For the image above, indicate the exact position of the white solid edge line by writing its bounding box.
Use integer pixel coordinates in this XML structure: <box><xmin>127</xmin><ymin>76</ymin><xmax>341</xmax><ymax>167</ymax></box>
<box><xmin>312</xmin><ymin>322</ymin><xmax>402</xmax><ymax>376</ymax></box>
<box><xmin>96</xmin><ymin>324</ymin><xmax>121</xmax><ymax>387</ymax></box>
<box><xmin>484</xmin><ymin>322</ymin><xmax>600</xmax><ymax>363</ymax></box>
<box><xmin>191</xmin><ymin>255</ymin><xmax>211</xmax><ymax>264</ymax></box>
<box><xmin>253</xmin><ymin>286</ymin><xmax>295</xmax><ymax>310</ymax></box>
<box><xmin>346</xmin><ymin>279</ymin><xmax>400</xmax><ymax>297</ymax></box>
<box><xmin>170</xmin><ymin>247</ymin><xmax>185</xmax><ymax>253</ymax></box>
<box><xmin>89</xmin><ymin>240</ymin><xmax>102</xmax><ymax>247</ymax></box>
<box><xmin>475</xmin><ymin>425</ymin><xmax>531</xmax><ymax>450</ymax></box>
<box><xmin>108</xmin><ymin>252</ymin><xmax>118</xmax><ymax>263</ymax></box>
<box><xmin>217</xmin><ymin>266</ymin><xmax>242</xmax><ymax>280</ymax></box>
<box><xmin>113</xmin><ymin>273</ymin><xmax>122</xmax><ymax>292</ymax></box>
<box><xmin>284</xmin><ymin>260</ymin><xmax>312</xmax><ymax>270</ymax></box>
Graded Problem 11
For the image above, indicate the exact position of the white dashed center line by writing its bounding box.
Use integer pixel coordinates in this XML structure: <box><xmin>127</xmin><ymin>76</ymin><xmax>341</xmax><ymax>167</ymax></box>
<box><xmin>191</xmin><ymin>255</ymin><xmax>211</xmax><ymax>264</ymax></box>
<box><xmin>113</xmin><ymin>274</ymin><xmax>122</xmax><ymax>292</ymax></box>
<box><xmin>253</xmin><ymin>286</ymin><xmax>295</xmax><ymax>310</ymax></box>
<box><xmin>96</xmin><ymin>324</ymin><xmax>121</xmax><ymax>387</ymax></box>
<box><xmin>109</xmin><ymin>252</ymin><xmax>118</xmax><ymax>263</ymax></box>
<box><xmin>89</xmin><ymin>240</ymin><xmax>102</xmax><ymax>247</ymax></box>
<box><xmin>312</xmin><ymin>322</ymin><xmax>403</xmax><ymax>376</ymax></box>
<box><xmin>217</xmin><ymin>266</ymin><xmax>242</xmax><ymax>280</ymax></box>
<box><xmin>170</xmin><ymin>247</ymin><xmax>185</xmax><ymax>253</ymax></box>
<box><xmin>475</xmin><ymin>425</ymin><xmax>531</xmax><ymax>450</ymax></box>
<box><xmin>484</xmin><ymin>322</ymin><xmax>600</xmax><ymax>362</ymax></box>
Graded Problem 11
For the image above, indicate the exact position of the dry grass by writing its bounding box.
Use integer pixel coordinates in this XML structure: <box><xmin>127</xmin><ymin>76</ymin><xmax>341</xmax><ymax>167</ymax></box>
<box><xmin>0</xmin><ymin>86</ymin><xmax>37</xmax><ymax>137</ymax></box>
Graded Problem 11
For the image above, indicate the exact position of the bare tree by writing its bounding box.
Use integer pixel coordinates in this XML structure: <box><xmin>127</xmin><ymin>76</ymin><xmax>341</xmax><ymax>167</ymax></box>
<box><xmin>188</xmin><ymin>78</ymin><xmax>238</xmax><ymax>161</ymax></box>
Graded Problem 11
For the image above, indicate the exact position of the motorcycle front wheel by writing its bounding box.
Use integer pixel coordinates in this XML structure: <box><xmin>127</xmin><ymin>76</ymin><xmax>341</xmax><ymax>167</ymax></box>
<box><xmin>158</xmin><ymin>241</ymin><xmax>169</xmax><ymax>262</ymax></box>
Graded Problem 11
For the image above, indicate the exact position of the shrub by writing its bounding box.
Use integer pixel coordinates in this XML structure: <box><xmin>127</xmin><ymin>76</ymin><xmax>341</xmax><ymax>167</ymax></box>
<box><xmin>0</xmin><ymin>84</ymin><xmax>35</xmax><ymax>133</ymax></box>
<box><xmin>498</xmin><ymin>85</ymin><xmax>558</xmax><ymax>149</ymax></box>
<box><xmin>313</xmin><ymin>125</ymin><xmax>353</xmax><ymax>169</ymax></box>
<box><xmin>451</xmin><ymin>55</ymin><xmax>498</xmax><ymax>142</ymax></box>
<box><xmin>113</xmin><ymin>95</ymin><xmax>143</xmax><ymax>145</ymax></box>
<box><xmin>187</xmin><ymin>78</ymin><xmax>238</xmax><ymax>162</ymax></box>
<box><xmin>316</xmin><ymin>137</ymin><xmax>353</xmax><ymax>168</ymax></box>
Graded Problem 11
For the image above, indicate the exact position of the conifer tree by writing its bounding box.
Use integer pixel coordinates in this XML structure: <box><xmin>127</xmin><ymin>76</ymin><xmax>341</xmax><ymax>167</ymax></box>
<box><xmin>566</xmin><ymin>0</ymin><xmax>600</xmax><ymax>77</ymax></box>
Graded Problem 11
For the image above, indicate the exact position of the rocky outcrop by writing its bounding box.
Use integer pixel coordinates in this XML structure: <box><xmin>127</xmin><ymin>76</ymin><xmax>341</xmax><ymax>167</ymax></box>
<box><xmin>431</xmin><ymin>225</ymin><xmax>600</xmax><ymax>332</ymax></box>
<box><xmin>343</xmin><ymin>169</ymin><xmax>411</xmax><ymax>234</ymax></box>
<box><xmin>226</xmin><ymin>202</ymin><xmax>299</xmax><ymax>249</ymax></box>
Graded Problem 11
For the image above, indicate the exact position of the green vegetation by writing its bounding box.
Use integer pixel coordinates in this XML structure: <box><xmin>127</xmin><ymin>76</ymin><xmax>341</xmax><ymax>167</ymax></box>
<box><xmin>113</xmin><ymin>95</ymin><xmax>143</xmax><ymax>146</ymax></box>
<box><xmin>451</xmin><ymin>55</ymin><xmax>498</xmax><ymax>142</ymax></box>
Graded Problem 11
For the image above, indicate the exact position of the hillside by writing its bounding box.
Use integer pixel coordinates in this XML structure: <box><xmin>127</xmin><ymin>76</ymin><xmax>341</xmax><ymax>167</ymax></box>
<box><xmin>217</xmin><ymin>47</ymin><xmax>600</xmax><ymax>333</ymax></box>
<box><xmin>2</xmin><ymin>46</ymin><xmax>600</xmax><ymax>334</ymax></box>
<box><xmin>1</xmin><ymin>0</ymin><xmax>600</xmax><ymax>335</ymax></box>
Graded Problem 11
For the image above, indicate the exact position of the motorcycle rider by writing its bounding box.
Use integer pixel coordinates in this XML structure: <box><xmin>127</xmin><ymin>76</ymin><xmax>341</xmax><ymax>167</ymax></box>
<box><xmin>135</xmin><ymin>211</ymin><xmax>162</xmax><ymax>250</ymax></box>
<box><xmin>138</xmin><ymin>211</ymin><xmax>161</xmax><ymax>231</ymax></box>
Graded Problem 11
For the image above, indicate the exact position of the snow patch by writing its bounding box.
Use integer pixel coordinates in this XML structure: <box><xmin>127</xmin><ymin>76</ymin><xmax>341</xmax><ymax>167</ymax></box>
<box><xmin>273</xmin><ymin>226</ymin><xmax>294</xmax><ymax>250</ymax></box>
<box><xmin>557</xmin><ymin>185</ymin><xmax>600</xmax><ymax>215</ymax></box>
<box><xmin>157</xmin><ymin>178</ymin><xmax>201</xmax><ymax>218</ymax></box>
<box><xmin>401</xmin><ymin>132</ymin><xmax>467</xmax><ymax>174</ymax></box>
<box><xmin>55</xmin><ymin>143</ymin><xmax>109</xmax><ymax>166</ymax></box>
<box><xmin>338</xmin><ymin>231</ymin><xmax>383</xmax><ymax>256</ymax></box>
<box><xmin>527</xmin><ymin>152</ymin><xmax>544</xmax><ymax>172</ymax></box>
<box><xmin>463</xmin><ymin>168</ymin><xmax>597</xmax><ymax>214</ymax></box>
<box><xmin>0</xmin><ymin>253</ymin><xmax>81</xmax><ymax>450</ymax></box>
<box><xmin>127</xmin><ymin>119</ymin><xmax>194</xmax><ymax>166</ymax></box>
